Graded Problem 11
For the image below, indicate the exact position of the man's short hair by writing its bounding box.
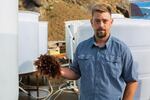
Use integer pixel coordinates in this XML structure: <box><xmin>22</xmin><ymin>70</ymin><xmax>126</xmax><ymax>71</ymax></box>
<box><xmin>91</xmin><ymin>3</ymin><xmax>112</xmax><ymax>16</ymax></box>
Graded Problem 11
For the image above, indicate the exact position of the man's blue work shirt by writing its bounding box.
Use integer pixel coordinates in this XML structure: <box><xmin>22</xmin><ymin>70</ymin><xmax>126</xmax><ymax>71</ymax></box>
<box><xmin>70</xmin><ymin>35</ymin><xmax>138</xmax><ymax>100</ymax></box>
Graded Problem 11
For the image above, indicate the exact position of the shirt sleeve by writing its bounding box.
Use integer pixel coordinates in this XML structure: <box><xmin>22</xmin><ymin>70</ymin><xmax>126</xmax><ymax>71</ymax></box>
<box><xmin>122</xmin><ymin>46</ymin><xmax>138</xmax><ymax>83</ymax></box>
<box><xmin>69</xmin><ymin>45</ymin><xmax>81</xmax><ymax>77</ymax></box>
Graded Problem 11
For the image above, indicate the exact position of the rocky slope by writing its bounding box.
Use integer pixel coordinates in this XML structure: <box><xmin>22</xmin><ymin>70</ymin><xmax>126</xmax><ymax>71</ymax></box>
<box><xmin>19</xmin><ymin>0</ymin><xmax>129</xmax><ymax>40</ymax></box>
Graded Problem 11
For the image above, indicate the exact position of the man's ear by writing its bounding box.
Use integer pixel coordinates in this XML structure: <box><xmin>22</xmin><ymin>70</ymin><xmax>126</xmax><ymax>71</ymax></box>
<box><xmin>90</xmin><ymin>19</ymin><xmax>93</xmax><ymax>25</ymax></box>
<box><xmin>111</xmin><ymin>19</ymin><xmax>113</xmax><ymax>24</ymax></box>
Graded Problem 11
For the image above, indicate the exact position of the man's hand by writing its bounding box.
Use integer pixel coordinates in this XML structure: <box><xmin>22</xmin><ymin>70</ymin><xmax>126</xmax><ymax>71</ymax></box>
<box><xmin>60</xmin><ymin>67</ymin><xmax>80</xmax><ymax>80</ymax></box>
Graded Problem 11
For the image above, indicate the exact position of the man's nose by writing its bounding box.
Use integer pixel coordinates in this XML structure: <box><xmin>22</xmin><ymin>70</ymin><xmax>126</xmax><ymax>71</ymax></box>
<box><xmin>98</xmin><ymin>21</ymin><xmax>104</xmax><ymax>28</ymax></box>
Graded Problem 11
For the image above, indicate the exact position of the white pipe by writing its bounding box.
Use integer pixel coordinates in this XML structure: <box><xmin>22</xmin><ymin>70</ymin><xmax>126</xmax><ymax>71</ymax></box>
<box><xmin>0</xmin><ymin>0</ymin><xmax>18</xmax><ymax>100</ymax></box>
<box><xmin>67</xmin><ymin>25</ymin><xmax>75</xmax><ymax>61</ymax></box>
<box><xmin>66</xmin><ymin>25</ymin><xmax>78</xmax><ymax>90</ymax></box>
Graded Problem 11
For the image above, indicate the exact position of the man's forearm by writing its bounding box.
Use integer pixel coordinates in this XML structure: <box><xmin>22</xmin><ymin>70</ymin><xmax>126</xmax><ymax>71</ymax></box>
<box><xmin>123</xmin><ymin>81</ymin><xmax>138</xmax><ymax>100</ymax></box>
<box><xmin>60</xmin><ymin>67</ymin><xmax>80</xmax><ymax>80</ymax></box>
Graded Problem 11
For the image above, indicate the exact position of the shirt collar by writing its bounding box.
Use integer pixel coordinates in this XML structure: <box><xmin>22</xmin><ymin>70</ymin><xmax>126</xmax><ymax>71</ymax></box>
<box><xmin>89</xmin><ymin>36</ymin><xmax>96</xmax><ymax>48</ymax></box>
<box><xmin>90</xmin><ymin>35</ymin><xmax>112</xmax><ymax>49</ymax></box>
<box><xmin>105</xmin><ymin>35</ymin><xmax>112</xmax><ymax>48</ymax></box>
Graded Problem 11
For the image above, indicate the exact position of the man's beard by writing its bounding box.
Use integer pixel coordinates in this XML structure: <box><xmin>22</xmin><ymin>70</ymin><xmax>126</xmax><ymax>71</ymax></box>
<box><xmin>95</xmin><ymin>30</ymin><xmax>107</xmax><ymax>39</ymax></box>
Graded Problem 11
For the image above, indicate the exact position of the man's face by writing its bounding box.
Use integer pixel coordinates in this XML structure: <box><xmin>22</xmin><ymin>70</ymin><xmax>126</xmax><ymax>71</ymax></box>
<box><xmin>91</xmin><ymin>12</ymin><xmax>113</xmax><ymax>39</ymax></box>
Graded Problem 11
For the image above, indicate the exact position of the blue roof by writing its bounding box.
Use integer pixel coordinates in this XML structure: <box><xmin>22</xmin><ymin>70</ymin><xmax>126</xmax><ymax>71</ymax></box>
<box><xmin>135</xmin><ymin>1</ymin><xmax>150</xmax><ymax>7</ymax></box>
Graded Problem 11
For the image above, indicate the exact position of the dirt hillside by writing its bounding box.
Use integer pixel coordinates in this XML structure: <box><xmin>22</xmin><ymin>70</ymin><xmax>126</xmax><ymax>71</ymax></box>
<box><xmin>41</xmin><ymin>0</ymin><xmax>91</xmax><ymax>40</ymax></box>
<box><xmin>19</xmin><ymin>0</ymin><xmax>129</xmax><ymax>41</ymax></box>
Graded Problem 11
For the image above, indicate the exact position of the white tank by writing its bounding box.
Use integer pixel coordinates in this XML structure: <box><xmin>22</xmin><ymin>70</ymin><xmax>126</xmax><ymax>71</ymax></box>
<box><xmin>39</xmin><ymin>21</ymin><xmax>48</xmax><ymax>55</ymax></box>
<box><xmin>65</xmin><ymin>18</ymin><xmax>150</xmax><ymax>100</ymax></box>
<box><xmin>18</xmin><ymin>11</ymin><xmax>39</xmax><ymax>74</ymax></box>
<box><xmin>0</xmin><ymin>0</ymin><xmax>18</xmax><ymax>100</ymax></box>
<box><xmin>111</xmin><ymin>18</ymin><xmax>150</xmax><ymax>100</ymax></box>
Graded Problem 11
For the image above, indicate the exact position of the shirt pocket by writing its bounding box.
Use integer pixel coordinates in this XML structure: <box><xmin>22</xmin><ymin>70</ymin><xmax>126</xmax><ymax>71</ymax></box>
<box><xmin>78</xmin><ymin>54</ymin><xmax>92</xmax><ymax>62</ymax></box>
<box><xmin>78</xmin><ymin>55</ymin><xmax>94</xmax><ymax>74</ymax></box>
<box><xmin>101</xmin><ymin>55</ymin><xmax>122</xmax><ymax>78</ymax></box>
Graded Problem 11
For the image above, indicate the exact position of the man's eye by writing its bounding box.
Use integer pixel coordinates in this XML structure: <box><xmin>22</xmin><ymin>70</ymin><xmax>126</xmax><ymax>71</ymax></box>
<box><xmin>103</xmin><ymin>20</ymin><xmax>107</xmax><ymax>23</ymax></box>
<box><xmin>94</xmin><ymin>19</ymin><xmax>108</xmax><ymax>23</ymax></box>
<box><xmin>95</xmin><ymin>19</ymin><xmax>100</xmax><ymax>23</ymax></box>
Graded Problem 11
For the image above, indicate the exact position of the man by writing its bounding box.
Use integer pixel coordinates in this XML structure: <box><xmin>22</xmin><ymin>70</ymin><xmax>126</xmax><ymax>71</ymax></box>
<box><xmin>61</xmin><ymin>3</ymin><xmax>138</xmax><ymax>100</ymax></box>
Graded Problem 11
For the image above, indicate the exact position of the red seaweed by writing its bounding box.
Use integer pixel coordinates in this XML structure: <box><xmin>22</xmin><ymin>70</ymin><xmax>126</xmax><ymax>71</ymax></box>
<box><xmin>34</xmin><ymin>54</ymin><xmax>61</xmax><ymax>78</ymax></box>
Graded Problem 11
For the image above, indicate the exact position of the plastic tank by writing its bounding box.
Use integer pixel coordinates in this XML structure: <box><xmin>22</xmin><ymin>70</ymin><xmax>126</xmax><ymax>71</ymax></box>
<box><xmin>0</xmin><ymin>0</ymin><xmax>18</xmax><ymax>99</ymax></box>
<box><xmin>111</xmin><ymin>18</ymin><xmax>150</xmax><ymax>100</ymax></box>
<box><xmin>18</xmin><ymin>11</ymin><xmax>39</xmax><ymax>74</ymax></box>
<box><xmin>65</xmin><ymin>18</ymin><xmax>150</xmax><ymax>100</ymax></box>
<box><xmin>65</xmin><ymin>20</ymin><xmax>93</xmax><ymax>60</ymax></box>
<box><xmin>38</xmin><ymin>21</ymin><xmax>48</xmax><ymax>55</ymax></box>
